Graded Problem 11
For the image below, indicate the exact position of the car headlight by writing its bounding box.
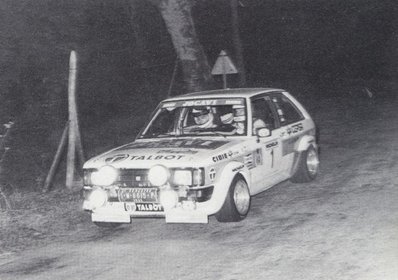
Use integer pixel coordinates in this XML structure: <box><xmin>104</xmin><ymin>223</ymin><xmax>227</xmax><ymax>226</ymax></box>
<box><xmin>172</xmin><ymin>168</ymin><xmax>204</xmax><ymax>186</ymax></box>
<box><xmin>173</xmin><ymin>170</ymin><xmax>192</xmax><ymax>186</ymax></box>
<box><xmin>91</xmin><ymin>165</ymin><xmax>118</xmax><ymax>186</ymax></box>
<box><xmin>88</xmin><ymin>188</ymin><xmax>108</xmax><ymax>209</ymax></box>
<box><xmin>148</xmin><ymin>165</ymin><xmax>170</xmax><ymax>186</ymax></box>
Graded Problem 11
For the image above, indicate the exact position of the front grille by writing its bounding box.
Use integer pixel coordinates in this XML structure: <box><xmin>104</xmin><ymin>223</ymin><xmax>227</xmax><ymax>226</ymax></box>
<box><xmin>84</xmin><ymin>168</ymin><xmax>152</xmax><ymax>187</ymax></box>
<box><xmin>117</xmin><ymin>169</ymin><xmax>152</xmax><ymax>187</ymax></box>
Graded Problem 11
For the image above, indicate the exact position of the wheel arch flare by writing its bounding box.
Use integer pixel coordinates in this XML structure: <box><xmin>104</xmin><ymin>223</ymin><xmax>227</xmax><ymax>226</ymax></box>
<box><xmin>205</xmin><ymin>160</ymin><xmax>251</xmax><ymax>215</ymax></box>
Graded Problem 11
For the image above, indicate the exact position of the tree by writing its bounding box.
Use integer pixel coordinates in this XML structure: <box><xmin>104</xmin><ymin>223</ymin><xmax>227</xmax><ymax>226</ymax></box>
<box><xmin>144</xmin><ymin>0</ymin><xmax>213</xmax><ymax>92</ymax></box>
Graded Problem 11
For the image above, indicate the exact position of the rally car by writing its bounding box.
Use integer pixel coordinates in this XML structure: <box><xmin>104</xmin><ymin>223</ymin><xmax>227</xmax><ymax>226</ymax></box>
<box><xmin>82</xmin><ymin>88</ymin><xmax>319</xmax><ymax>225</ymax></box>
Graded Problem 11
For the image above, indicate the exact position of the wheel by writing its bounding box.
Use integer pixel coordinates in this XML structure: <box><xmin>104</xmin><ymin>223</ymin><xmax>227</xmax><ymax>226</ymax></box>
<box><xmin>216</xmin><ymin>175</ymin><xmax>251</xmax><ymax>222</ymax></box>
<box><xmin>290</xmin><ymin>145</ymin><xmax>319</xmax><ymax>183</ymax></box>
<box><xmin>94</xmin><ymin>222</ymin><xmax>122</xmax><ymax>228</ymax></box>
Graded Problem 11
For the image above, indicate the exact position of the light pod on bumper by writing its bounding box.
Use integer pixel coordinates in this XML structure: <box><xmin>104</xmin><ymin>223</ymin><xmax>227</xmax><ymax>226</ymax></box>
<box><xmin>148</xmin><ymin>165</ymin><xmax>170</xmax><ymax>186</ymax></box>
<box><xmin>91</xmin><ymin>165</ymin><xmax>118</xmax><ymax>186</ymax></box>
<box><xmin>159</xmin><ymin>187</ymin><xmax>178</xmax><ymax>210</ymax></box>
<box><xmin>88</xmin><ymin>188</ymin><xmax>108</xmax><ymax>209</ymax></box>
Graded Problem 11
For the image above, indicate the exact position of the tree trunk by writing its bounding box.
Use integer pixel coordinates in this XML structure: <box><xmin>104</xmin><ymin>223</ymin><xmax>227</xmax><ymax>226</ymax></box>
<box><xmin>156</xmin><ymin>0</ymin><xmax>213</xmax><ymax>92</ymax></box>
<box><xmin>231</xmin><ymin>0</ymin><xmax>246</xmax><ymax>87</ymax></box>
<box><xmin>127</xmin><ymin>0</ymin><xmax>150</xmax><ymax>68</ymax></box>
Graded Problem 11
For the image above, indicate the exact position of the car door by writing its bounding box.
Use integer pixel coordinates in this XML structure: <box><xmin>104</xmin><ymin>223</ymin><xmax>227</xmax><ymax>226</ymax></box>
<box><xmin>269</xmin><ymin>92</ymin><xmax>307</xmax><ymax>177</ymax></box>
<box><xmin>249</xmin><ymin>95</ymin><xmax>284</xmax><ymax>194</ymax></box>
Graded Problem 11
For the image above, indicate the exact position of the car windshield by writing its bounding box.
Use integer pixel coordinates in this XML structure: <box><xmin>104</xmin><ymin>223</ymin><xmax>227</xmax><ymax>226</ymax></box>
<box><xmin>139</xmin><ymin>98</ymin><xmax>247</xmax><ymax>138</ymax></box>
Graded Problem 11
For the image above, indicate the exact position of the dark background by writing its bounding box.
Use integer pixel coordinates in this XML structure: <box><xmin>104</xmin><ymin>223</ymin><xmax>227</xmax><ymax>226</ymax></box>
<box><xmin>0</xmin><ymin>0</ymin><xmax>396</xmax><ymax>189</ymax></box>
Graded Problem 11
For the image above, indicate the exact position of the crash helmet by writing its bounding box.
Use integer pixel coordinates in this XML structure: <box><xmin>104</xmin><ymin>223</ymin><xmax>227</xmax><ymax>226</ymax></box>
<box><xmin>192</xmin><ymin>107</ymin><xmax>215</xmax><ymax>128</ymax></box>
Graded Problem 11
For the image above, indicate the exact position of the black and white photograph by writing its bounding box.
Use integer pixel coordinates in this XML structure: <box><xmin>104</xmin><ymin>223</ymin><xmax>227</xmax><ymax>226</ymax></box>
<box><xmin>0</xmin><ymin>0</ymin><xmax>397</xmax><ymax>279</ymax></box>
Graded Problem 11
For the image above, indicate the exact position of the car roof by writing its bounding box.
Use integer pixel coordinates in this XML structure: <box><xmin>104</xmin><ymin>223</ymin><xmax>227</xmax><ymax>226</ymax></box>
<box><xmin>164</xmin><ymin>88</ymin><xmax>284</xmax><ymax>101</ymax></box>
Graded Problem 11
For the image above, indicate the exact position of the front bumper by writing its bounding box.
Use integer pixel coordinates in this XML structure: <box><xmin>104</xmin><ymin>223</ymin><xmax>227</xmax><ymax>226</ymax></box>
<box><xmin>83</xmin><ymin>184</ymin><xmax>219</xmax><ymax>224</ymax></box>
<box><xmin>85</xmin><ymin>200</ymin><xmax>209</xmax><ymax>224</ymax></box>
<box><xmin>83</xmin><ymin>163</ymin><xmax>238</xmax><ymax>224</ymax></box>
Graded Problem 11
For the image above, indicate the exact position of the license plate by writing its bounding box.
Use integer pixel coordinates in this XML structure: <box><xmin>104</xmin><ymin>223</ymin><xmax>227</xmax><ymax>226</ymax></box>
<box><xmin>118</xmin><ymin>188</ymin><xmax>158</xmax><ymax>203</ymax></box>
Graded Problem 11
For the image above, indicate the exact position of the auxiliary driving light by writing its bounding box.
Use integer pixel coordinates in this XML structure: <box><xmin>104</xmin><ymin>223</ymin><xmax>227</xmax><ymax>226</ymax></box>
<box><xmin>88</xmin><ymin>189</ymin><xmax>108</xmax><ymax>209</ymax></box>
<box><xmin>159</xmin><ymin>189</ymin><xmax>178</xmax><ymax>210</ymax></box>
<box><xmin>91</xmin><ymin>165</ymin><xmax>118</xmax><ymax>186</ymax></box>
<box><xmin>148</xmin><ymin>165</ymin><xmax>170</xmax><ymax>186</ymax></box>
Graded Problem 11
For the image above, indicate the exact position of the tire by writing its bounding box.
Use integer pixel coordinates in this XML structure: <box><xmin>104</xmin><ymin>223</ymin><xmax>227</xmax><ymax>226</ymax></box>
<box><xmin>290</xmin><ymin>145</ymin><xmax>319</xmax><ymax>183</ymax></box>
<box><xmin>216</xmin><ymin>175</ymin><xmax>251</xmax><ymax>222</ymax></box>
<box><xmin>94</xmin><ymin>222</ymin><xmax>122</xmax><ymax>228</ymax></box>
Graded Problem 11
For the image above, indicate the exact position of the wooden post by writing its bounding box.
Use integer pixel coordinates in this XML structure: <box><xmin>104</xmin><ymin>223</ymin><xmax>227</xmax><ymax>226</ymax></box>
<box><xmin>66</xmin><ymin>50</ymin><xmax>84</xmax><ymax>190</ymax></box>
<box><xmin>44</xmin><ymin>50</ymin><xmax>84</xmax><ymax>192</ymax></box>
<box><xmin>43</xmin><ymin>123</ymin><xmax>68</xmax><ymax>193</ymax></box>
<box><xmin>222</xmin><ymin>58</ymin><xmax>227</xmax><ymax>89</ymax></box>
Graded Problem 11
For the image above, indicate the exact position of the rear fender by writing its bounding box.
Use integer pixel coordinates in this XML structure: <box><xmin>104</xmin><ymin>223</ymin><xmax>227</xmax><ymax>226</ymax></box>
<box><xmin>296</xmin><ymin>135</ymin><xmax>317</xmax><ymax>152</ymax></box>
<box><xmin>290</xmin><ymin>135</ymin><xmax>317</xmax><ymax>176</ymax></box>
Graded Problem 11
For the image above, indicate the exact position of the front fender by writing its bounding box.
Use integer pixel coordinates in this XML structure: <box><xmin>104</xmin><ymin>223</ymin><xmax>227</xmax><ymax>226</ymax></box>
<box><xmin>202</xmin><ymin>161</ymin><xmax>251</xmax><ymax>215</ymax></box>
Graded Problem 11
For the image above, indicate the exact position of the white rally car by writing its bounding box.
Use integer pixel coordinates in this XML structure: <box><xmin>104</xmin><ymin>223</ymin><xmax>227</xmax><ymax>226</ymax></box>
<box><xmin>83</xmin><ymin>88</ymin><xmax>319</xmax><ymax>225</ymax></box>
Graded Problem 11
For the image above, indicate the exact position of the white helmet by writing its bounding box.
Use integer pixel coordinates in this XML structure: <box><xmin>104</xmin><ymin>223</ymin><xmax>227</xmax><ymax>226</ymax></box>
<box><xmin>192</xmin><ymin>107</ymin><xmax>215</xmax><ymax>128</ymax></box>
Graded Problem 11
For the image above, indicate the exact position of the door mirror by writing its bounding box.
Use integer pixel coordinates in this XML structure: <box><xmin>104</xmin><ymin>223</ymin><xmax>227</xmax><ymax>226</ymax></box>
<box><xmin>257</xmin><ymin>128</ymin><xmax>271</xmax><ymax>137</ymax></box>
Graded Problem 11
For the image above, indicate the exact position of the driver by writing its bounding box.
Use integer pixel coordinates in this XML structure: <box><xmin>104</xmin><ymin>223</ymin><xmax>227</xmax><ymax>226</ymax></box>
<box><xmin>191</xmin><ymin>107</ymin><xmax>216</xmax><ymax>129</ymax></box>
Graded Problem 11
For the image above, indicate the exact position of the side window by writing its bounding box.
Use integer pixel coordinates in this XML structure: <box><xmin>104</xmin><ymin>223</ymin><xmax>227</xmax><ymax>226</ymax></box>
<box><xmin>251</xmin><ymin>97</ymin><xmax>276</xmax><ymax>135</ymax></box>
<box><xmin>271</xmin><ymin>94</ymin><xmax>303</xmax><ymax>125</ymax></box>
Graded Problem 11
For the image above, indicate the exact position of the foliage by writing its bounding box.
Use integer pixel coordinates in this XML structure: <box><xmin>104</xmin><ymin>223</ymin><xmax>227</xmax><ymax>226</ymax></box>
<box><xmin>0</xmin><ymin>0</ymin><xmax>395</xmax><ymax>190</ymax></box>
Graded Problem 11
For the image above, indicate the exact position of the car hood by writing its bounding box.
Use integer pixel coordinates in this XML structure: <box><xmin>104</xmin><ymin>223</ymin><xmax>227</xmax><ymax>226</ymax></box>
<box><xmin>83</xmin><ymin>138</ymin><xmax>247</xmax><ymax>169</ymax></box>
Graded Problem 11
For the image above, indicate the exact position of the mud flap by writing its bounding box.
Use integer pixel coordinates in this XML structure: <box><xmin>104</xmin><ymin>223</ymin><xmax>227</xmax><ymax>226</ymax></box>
<box><xmin>165</xmin><ymin>208</ymin><xmax>208</xmax><ymax>224</ymax></box>
<box><xmin>92</xmin><ymin>212</ymin><xmax>131</xmax><ymax>223</ymax></box>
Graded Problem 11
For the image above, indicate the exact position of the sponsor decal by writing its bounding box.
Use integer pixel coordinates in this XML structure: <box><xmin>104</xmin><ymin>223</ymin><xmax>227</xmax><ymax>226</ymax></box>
<box><xmin>124</xmin><ymin>202</ymin><xmax>136</xmax><ymax>213</ymax></box>
<box><xmin>182</xmin><ymin>100</ymin><xmax>217</xmax><ymax>106</ymax></box>
<box><xmin>209</xmin><ymin>168</ymin><xmax>216</xmax><ymax>181</ymax></box>
<box><xmin>244</xmin><ymin>153</ymin><xmax>254</xmax><ymax>169</ymax></box>
<box><xmin>212</xmin><ymin>150</ymin><xmax>239</xmax><ymax>163</ymax></box>
<box><xmin>105</xmin><ymin>154</ymin><xmax>129</xmax><ymax>163</ymax></box>
<box><xmin>136</xmin><ymin>203</ymin><xmax>163</xmax><ymax>212</ymax></box>
<box><xmin>244</xmin><ymin>149</ymin><xmax>263</xmax><ymax>169</ymax></box>
<box><xmin>265</xmin><ymin>141</ymin><xmax>278</xmax><ymax>149</ymax></box>
<box><xmin>225</xmin><ymin>100</ymin><xmax>244</xmax><ymax>105</ymax></box>
<box><xmin>232</xmin><ymin>164</ymin><xmax>244</xmax><ymax>172</ymax></box>
<box><xmin>282</xmin><ymin>136</ymin><xmax>299</xmax><ymax>156</ymax></box>
<box><xmin>169</xmin><ymin>99</ymin><xmax>244</xmax><ymax>107</ymax></box>
<box><xmin>286</xmin><ymin>123</ymin><xmax>304</xmax><ymax>135</ymax></box>
<box><xmin>162</xmin><ymin>102</ymin><xmax>176</xmax><ymax>108</ymax></box>
<box><xmin>120</xmin><ymin>139</ymin><xmax>228</xmax><ymax>150</ymax></box>
<box><xmin>157</xmin><ymin>149</ymin><xmax>198</xmax><ymax>154</ymax></box>
<box><xmin>130</xmin><ymin>155</ymin><xmax>185</xmax><ymax>160</ymax></box>
<box><xmin>213</xmin><ymin>153</ymin><xmax>228</xmax><ymax>162</ymax></box>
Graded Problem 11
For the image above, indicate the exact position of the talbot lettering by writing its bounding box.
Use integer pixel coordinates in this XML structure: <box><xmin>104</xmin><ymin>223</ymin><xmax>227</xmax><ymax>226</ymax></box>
<box><xmin>136</xmin><ymin>203</ymin><xmax>163</xmax><ymax>212</ymax></box>
<box><xmin>130</xmin><ymin>155</ymin><xmax>184</xmax><ymax>160</ymax></box>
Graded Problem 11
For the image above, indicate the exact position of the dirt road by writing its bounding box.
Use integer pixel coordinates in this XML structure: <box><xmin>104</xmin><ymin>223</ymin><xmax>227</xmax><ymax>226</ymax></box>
<box><xmin>0</xmin><ymin>94</ymin><xmax>397</xmax><ymax>279</ymax></box>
